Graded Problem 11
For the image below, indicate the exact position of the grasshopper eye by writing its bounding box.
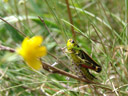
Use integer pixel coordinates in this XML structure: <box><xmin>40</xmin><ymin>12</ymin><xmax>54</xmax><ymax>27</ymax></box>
<box><xmin>77</xmin><ymin>45</ymin><xmax>79</xmax><ymax>47</ymax></box>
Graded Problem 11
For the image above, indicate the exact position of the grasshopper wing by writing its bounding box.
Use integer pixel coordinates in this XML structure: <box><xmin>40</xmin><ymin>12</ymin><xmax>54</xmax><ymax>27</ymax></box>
<box><xmin>76</xmin><ymin>50</ymin><xmax>102</xmax><ymax>73</ymax></box>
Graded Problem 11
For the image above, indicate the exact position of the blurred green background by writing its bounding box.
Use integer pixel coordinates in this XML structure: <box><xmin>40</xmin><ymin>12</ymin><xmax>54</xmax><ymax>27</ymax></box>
<box><xmin>0</xmin><ymin>0</ymin><xmax>128</xmax><ymax>96</ymax></box>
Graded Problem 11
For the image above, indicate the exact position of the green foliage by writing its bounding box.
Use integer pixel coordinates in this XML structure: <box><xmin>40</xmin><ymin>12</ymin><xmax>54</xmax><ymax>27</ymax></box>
<box><xmin>0</xmin><ymin>0</ymin><xmax>128</xmax><ymax>96</ymax></box>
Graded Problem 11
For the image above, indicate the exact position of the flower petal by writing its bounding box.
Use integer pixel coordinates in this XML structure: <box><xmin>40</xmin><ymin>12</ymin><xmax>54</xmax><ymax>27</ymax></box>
<box><xmin>21</xmin><ymin>37</ymin><xmax>29</xmax><ymax>48</ymax></box>
<box><xmin>26</xmin><ymin>58</ymin><xmax>42</xmax><ymax>70</ymax></box>
<box><xmin>36</xmin><ymin>46</ymin><xmax>47</xmax><ymax>57</ymax></box>
<box><xmin>30</xmin><ymin>36</ymin><xmax>43</xmax><ymax>47</ymax></box>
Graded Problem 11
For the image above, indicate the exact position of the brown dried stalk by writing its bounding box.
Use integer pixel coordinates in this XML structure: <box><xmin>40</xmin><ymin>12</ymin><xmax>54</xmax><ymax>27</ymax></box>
<box><xmin>0</xmin><ymin>44</ymin><xmax>113</xmax><ymax>91</ymax></box>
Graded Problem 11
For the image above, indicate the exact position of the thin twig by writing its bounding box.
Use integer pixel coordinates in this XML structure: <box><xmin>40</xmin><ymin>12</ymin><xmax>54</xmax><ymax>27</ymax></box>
<box><xmin>24</xmin><ymin>0</ymin><xmax>29</xmax><ymax>26</ymax></box>
<box><xmin>42</xmin><ymin>61</ymin><xmax>94</xmax><ymax>83</ymax></box>
<box><xmin>0</xmin><ymin>45</ymin><xmax>15</xmax><ymax>52</ymax></box>
<box><xmin>0</xmin><ymin>17</ymin><xmax>26</xmax><ymax>37</ymax></box>
<box><xmin>0</xmin><ymin>67</ymin><xmax>8</xmax><ymax>80</ymax></box>
<box><xmin>47</xmin><ymin>52</ymin><xmax>74</xmax><ymax>72</ymax></box>
<box><xmin>75</xmin><ymin>30</ymin><xmax>112</xmax><ymax>48</ymax></box>
<box><xmin>91</xmin><ymin>24</ymin><xmax>107</xmax><ymax>54</ymax></box>
<box><xmin>38</xmin><ymin>16</ymin><xmax>58</xmax><ymax>44</ymax></box>
<box><xmin>65</xmin><ymin>0</ymin><xmax>75</xmax><ymax>40</ymax></box>
<box><xmin>14</xmin><ymin>0</ymin><xmax>22</xmax><ymax>31</ymax></box>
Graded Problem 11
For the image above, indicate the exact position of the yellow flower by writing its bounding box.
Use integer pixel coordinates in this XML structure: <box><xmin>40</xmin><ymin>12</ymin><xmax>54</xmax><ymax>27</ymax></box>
<box><xmin>16</xmin><ymin>36</ymin><xmax>47</xmax><ymax>70</ymax></box>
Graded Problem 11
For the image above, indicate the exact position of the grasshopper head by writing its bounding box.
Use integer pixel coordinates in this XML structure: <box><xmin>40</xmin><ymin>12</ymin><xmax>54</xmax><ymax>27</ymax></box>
<box><xmin>67</xmin><ymin>39</ymin><xmax>77</xmax><ymax>52</ymax></box>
